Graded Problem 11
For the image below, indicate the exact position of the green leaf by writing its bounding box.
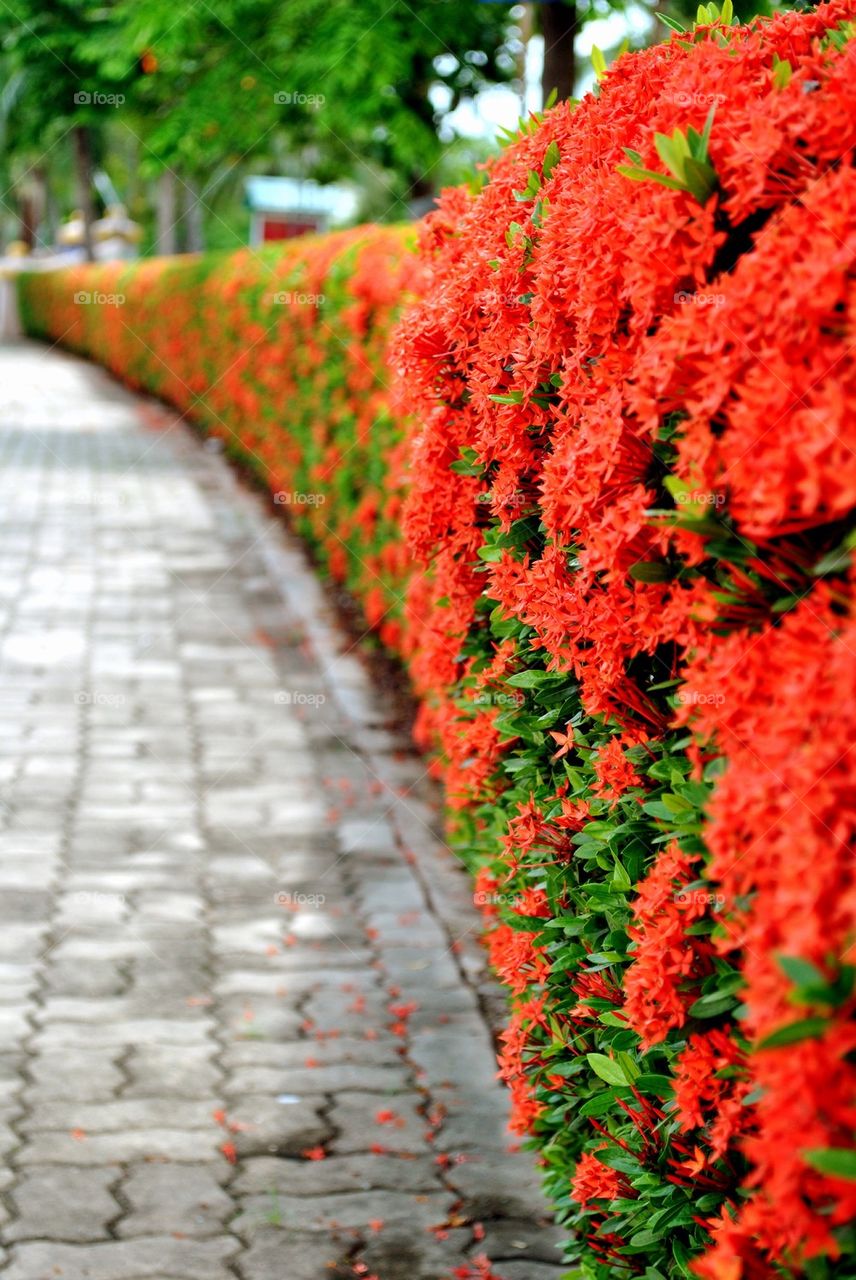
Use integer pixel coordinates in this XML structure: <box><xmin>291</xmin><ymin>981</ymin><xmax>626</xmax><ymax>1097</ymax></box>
<box><xmin>542</xmin><ymin>140</ymin><xmax>560</xmax><ymax>181</ymax></box>
<box><xmin>591</xmin><ymin>45</ymin><xmax>607</xmax><ymax>81</ymax></box>
<box><xmin>682</xmin><ymin>156</ymin><xmax>717</xmax><ymax>204</ymax></box>
<box><xmin>488</xmin><ymin>391</ymin><xmax>524</xmax><ymax>405</ymax></box>
<box><xmin>635</xmin><ymin>1073</ymin><xmax>675</xmax><ymax>1097</ymax></box>
<box><xmin>812</xmin><ymin>530</ymin><xmax>856</xmax><ymax>576</ymax></box>
<box><xmin>616</xmin><ymin>1050</ymin><xmax>641</xmax><ymax>1082</ymax></box>
<box><xmin>654</xmin><ymin>129</ymin><xmax>689</xmax><ymax>179</ymax></box>
<box><xmin>689</xmin><ymin>988</ymin><xmax>739</xmax><ymax>1018</ymax></box>
<box><xmin>758</xmin><ymin>1016</ymin><xmax>829</xmax><ymax>1049</ymax></box>
<box><xmin>803</xmin><ymin>1148</ymin><xmax>856</xmax><ymax>1180</ymax></box>
<box><xmin>629</xmin><ymin>560</ymin><xmax>673</xmax><ymax>583</ymax></box>
<box><xmin>777</xmin><ymin>955</ymin><xmax>827</xmax><ymax>989</ymax></box>
<box><xmin>617</xmin><ymin>165</ymin><xmax>687</xmax><ymax>192</ymax></box>
<box><xmin>586</xmin><ymin>1052</ymin><xmax>633</xmax><ymax>1087</ymax></box>
<box><xmin>599</xmin><ymin>1011</ymin><xmax>630</xmax><ymax>1027</ymax></box>
<box><xmin>578</xmin><ymin>1091</ymin><xmax>619</xmax><ymax>1117</ymax></box>
<box><xmin>772</xmin><ymin>54</ymin><xmax>792</xmax><ymax>90</ymax></box>
<box><xmin>506</xmin><ymin>670</ymin><xmax>563</xmax><ymax>688</ymax></box>
<box><xmin>700</xmin><ymin>103</ymin><xmax>716</xmax><ymax>156</ymax></box>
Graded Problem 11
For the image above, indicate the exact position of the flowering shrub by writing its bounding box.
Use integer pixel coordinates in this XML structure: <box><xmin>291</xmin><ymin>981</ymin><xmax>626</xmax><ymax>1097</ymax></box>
<box><xmin>395</xmin><ymin>3</ymin><xmax>856</xmax><ymax>1275</ymax></box>
<box><xmin>18</xmin><ymin>227</ymin><xmax>418</xmax><ymax>651</ymax></box>
<box><xmin>19</xmin><ymin>4</ymin><xmax>856</xmax><ymax>1273</ymax></box>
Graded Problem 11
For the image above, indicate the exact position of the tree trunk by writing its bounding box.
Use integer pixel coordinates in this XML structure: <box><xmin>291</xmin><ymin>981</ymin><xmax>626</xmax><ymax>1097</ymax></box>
<box><xmin>17</xmin><ymin>191</ymin><xmax>36</xmax><ymax>251</ymax></box>
<box><xmin>154</xmin><ymin>169</ymin><xmax>178</xmax><ymax>255</ymax></box>
<box><xmin>35</xmin><ymin>166</ymin><xmax>56</xmax><ymax>248</ymax></box>
<box><xmin>72</xmin><ymin>125</ymin><xmax>97</xmax><ymax>262</ymax></box>
<box><xmin>541</xmin><ymin>0</ymin><xmax>577</xmax><ymax>105</ymax></box>
<box><xmin>182</xmin><ymin>179</ymin><xmax>206</xmax><ymax>253</ymax></box>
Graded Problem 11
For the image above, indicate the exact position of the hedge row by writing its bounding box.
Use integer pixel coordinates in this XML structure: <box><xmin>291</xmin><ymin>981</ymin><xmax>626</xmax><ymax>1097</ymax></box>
<box><xmin>19</xmin><ymin>226</ymin><xmax>418</xmax><ymax>650</ymax></box>
<box><xmin>19</xmin><ymin>4</ymin><xmax>856</xmax><ymax>1275</ymax></box>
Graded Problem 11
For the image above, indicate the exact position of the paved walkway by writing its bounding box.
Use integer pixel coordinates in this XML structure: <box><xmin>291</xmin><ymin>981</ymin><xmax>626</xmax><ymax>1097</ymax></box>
<box><xmin>0</xmin><ymin>344</ymin><xmax>563</xmax><ymax>1280</ymax></box>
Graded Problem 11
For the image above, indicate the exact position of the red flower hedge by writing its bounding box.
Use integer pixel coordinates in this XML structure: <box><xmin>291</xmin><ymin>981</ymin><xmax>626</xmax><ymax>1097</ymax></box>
<box><xmin>19</xmin><ymin>5</ymin><xmax>856</xmax><ymax>1274</ymax></box>
<box><xmin>19</xmin><ymin>227</ymin><xmax>418</xmax><ymax>649</ymax></box>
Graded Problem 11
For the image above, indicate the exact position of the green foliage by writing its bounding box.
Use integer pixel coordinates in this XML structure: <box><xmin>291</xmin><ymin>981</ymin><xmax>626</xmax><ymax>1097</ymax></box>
<box><xmin>618</xmin><ymin>105</ymin><xmax>718</xmax><ymax>204</ymax></box>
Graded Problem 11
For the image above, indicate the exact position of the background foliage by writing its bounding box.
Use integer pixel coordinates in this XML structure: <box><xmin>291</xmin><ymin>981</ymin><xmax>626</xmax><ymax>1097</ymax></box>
<box><xmin>0</xmin><ymin>0</ymin><xmax>732</xmax><ymax>253</ymax></box>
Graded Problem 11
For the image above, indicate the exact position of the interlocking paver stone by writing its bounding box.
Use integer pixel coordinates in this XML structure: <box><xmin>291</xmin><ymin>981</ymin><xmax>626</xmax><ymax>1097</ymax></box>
<box><xmin>7</xmin><ymin>1166</ymin><xmax>120</xmax><ymax>1241</ymax></box>
<box><xmin>118</xmin><ymin>1164</ymin><xmax>233</xmax><ymax>1238</ymax></box>
<box><xmin>0</xmin><ymin>343</ymin><xmax>558</xmax><ymax>1280</ymax></box>
<box><xmin>1</xmin><ymin>1236</ymin><xmax>240</xmax><ymax>1280</ymax></box>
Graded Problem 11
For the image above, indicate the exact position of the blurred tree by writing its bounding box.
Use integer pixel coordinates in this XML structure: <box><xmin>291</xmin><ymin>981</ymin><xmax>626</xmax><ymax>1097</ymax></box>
<box><xmin>108</xmin><ymin>0</ymin><xmax>519</xmax><ymax>223</ymax></box>
<box><xmin>540</xmin><ymin>0</ymin><xmax>577</xmax><ymax>102</ymax></box>
<box><xmin>1</xmin><ymin>0</ymin><xmax>781</xmax><ymax>255</ymax></box>
<box><xmin>261</xmin><ymin>0</ymin><xmax>518</xmax><ymax>211</ymax></box>
<box><xmin>534</xmin><ymin>0</ymin><xmax>776</xmax><ymax>107</ymax></box>
<box><xmin>0</xmin><ymin>0</ymin><xmax>141</xmax><ymax>256</ymax></box>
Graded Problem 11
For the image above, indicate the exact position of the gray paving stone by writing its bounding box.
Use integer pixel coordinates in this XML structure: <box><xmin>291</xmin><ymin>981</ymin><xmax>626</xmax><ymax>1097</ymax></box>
<box><xmin>234</xmin><ymin>1187</ymin><xmax>453</xmax><ymax>1233</ymax></box>
<box><xmin>221</xmin><ymin>1094</ymin><xmax>331</xmax><ymax>1158</ymax></box>
<box><xmin>222</xmin><ymin>1037</ymin><xmax>397</xmax><ymax>1069</ymax></box>
<box><xmin>495</xmin><ymin>1264</ymin><xmax>573</xmax><ymax>1280</ymax></box>
<box><xmin>118</xmin><ymin>1163</ymin><xmax>233</xmax><ymax>1237</ymax></box>
<box><xmin>224</xmin><ymin>1062</ymin><xmax>408</xmax><ymax>1097</ymax></box>
<box><xmin>17</xmin><ymin>1129</ymin><xmax>223</xmax><ymax>1164</ymax></box>
<box><xmin>446</xmin><ymin>1155</ymin><xmax>555</xmax><ymax>1220</ymax></box>
<box><xmin>123</xmin><ymin>1044</ymin><xmax>221</xmax><ymax>1097</ymax></box>
<box><xmin>235</xmin><ymin>1228</ymin><xmax>349</xmax><ymax>1280</ymax></box>
<box><xmin>7</xmin><ymin>1166</ymin><xmax>120</xmax><ymax>1241</ymax></box>
<box><xmin>329</xmin><ymin>1091</ymin><xmax>427</xmax><ymax>1155</ymax></box>
<box><xmin>477</xmin><ymin>1217</ymin><xmax>568</xmax><ymax>1265</ymax></box>
<box><xmin>1</xmin><ymin>1235</ymin><xmax>240</xmax><ymax>1280</ymax></box>
<box><xmin>357</xmin><ymin>1226</ymin><xmax>476</xmax><ymax>1280</ymax></box>
<box><xmin>233</xmin><ymin>1152</ymin><xmax>440</xmax><ymax>1196</ymax></box>
<box><xmin>33</xmin><ymin>1017</ymin><xmax>216</xmax><ymax>1048</ymax></box>
<box><xmin>20</xmin><ymin>1097</ymin><xmax>220</xmax><ymax>1133</ymax></box>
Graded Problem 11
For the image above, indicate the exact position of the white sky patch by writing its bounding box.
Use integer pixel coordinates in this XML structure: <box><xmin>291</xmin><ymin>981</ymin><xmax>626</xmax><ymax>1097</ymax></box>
<box><xmin>440</xmin><ymin>4</ymin><xmax>656</xmax><ymax>143</ymax></box>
